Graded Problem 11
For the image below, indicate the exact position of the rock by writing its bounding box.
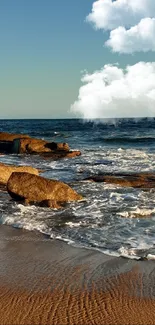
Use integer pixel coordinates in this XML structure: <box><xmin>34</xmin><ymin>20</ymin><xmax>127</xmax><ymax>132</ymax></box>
<box><xmin>0</xmin><ymin>132</ymin><xmax>81</xmax><ymax>159</ymax></box>
<box><xmin>0</xmin><ymin>133</ymin><xmax>30</xmax><ymax>153</ymax></box>
<box><xmin>40</xmin><ymin>199</ymin><xmax>63</xmax><ymax>209</ymax></box>
<box><xmin>84</xmin><ymin>172</ymin><xmax>155</xmax><ymax>189</ymax></box>
<box><xmin>12</xmin><ymin>138</ymin><xmax>71</xmax><ymax>154</ymax></box>
<box><xmin>22</xmin><ymin>198</ymin><xmax>63</xmax><ymax>209</ymax></box>
<box><xmin>0</xmin><ymin>132</ymin><xmax>30</xmax><ymax>142</ymax></box>
<box><xmin>7</xmin><ymin>172</ymin><xmax>83</xmax><ymax>206</ymax></box>
<box><xmin>45</xmin><ymin>142</ymin><xmax>70</xmax><ymax>151</ymax></box>
<box><xmin>0</xmin><ymin>163</ymin><xmax>39</xmax><ymax>185</ymax></box>
<box><xmin>64</xmin><ymin>151</ymin><xmax>81</xmax><ymax>158</ymax></box>
<box><xmin>12</xmin><ymin>138</ymin><xmax>48</xmax><ymax>154</ymax></box>
<box><xmin>41</xmin><ymin>150</ymin><xmax>81</xmax><ymax>160</ymax></box>
<box><xmin>0</xmin><ymin>141</ymin><xmax>13</xmax><ymax>153</ymax></box>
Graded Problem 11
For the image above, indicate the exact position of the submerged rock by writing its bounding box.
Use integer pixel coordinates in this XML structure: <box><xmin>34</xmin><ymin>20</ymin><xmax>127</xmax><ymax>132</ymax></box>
<box><xmin>41</xmin><ymin>150</ymin><xmax>81</xmax><ymax>160</ymax></box>
<box><xmin>84</xmin><ymin>172</ymin><xmax>155</xmax><ymax>189</ymax></box>
<box><xmin>39</xmin><ymin>199</ymin><xmax>64</xmax><ymax>209</ymax></box>
<box><xmin>0</xmin><ymin>163</ymin><xmax>39</xmax><ymax>185</ymax></box>
<box><xmin>7</xmin><ymin>172</ymin><xmax>83</xmax><ymax>208</ymax></box>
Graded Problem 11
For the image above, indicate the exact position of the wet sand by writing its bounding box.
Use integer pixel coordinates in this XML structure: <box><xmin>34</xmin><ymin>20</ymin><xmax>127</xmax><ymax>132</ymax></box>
<box><xmin>0</xmin><ymin>226</ymin><xmax>155</xmax><ymax>324</ymax></box>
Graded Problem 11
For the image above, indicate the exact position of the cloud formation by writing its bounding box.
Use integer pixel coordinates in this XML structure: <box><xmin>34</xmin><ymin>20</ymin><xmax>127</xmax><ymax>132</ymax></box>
<box><xmin>70</xmin><ymin>1</ymin><xmax>155</xmax><ymax>119</ymax></box>
<box><xmin>86</xmin><ymin>0</ymin><xmax>155</xmax><ymax>53</ymax></box>
<box><xmin>106</xmin><ymin>18</ymin><xmax>155</xmax><ymax>54</ymax></box>
<box><xmin>71</xmin><ymin>62</ymin><xmax>155</xmax><ymax>118</ymax></box>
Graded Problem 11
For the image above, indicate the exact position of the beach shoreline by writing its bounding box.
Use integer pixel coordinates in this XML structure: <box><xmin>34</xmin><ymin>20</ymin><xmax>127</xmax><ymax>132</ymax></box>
<box><xmin>0</xmin><ymin>225</ymin><xmax>155</xmax><ymax>324</ymax></box>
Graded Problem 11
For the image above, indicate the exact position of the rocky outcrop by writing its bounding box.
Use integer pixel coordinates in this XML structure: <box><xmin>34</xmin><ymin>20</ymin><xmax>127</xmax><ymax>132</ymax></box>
<box><xmin>84</xmin><ymin>172</ymin><xmax>155</xmax><ymax>189</ymax></box>
<box><xmin>7</xmin><ymin>172</ymin><xmax>83</xmax><ymax>208</ymax></box>
<box><xmin>0</xmin><ymin>132</ymin><xmax>30</xmax><ymax>153</ymax></box>
<box><xmin>0</xmin><ymin>132</ymin><xmax>30</xmax><ymax>142</ymax></box>
<box><xmin>45</xmin><ymin>142</ymin><xmax>70</xmax><ymax>151</ymax></box>
<box><xmin>12</xmin><ymin>138</ymin><xmax>49</xmax><ymax>154</ymax></box>
<box><xmin>0</xmin><ymin>132</ymin><xmax>81</xmax><ymax>159</ymax></box>
<box><xmin>0</xmin><ymin>163</ymin><xmax>39</xmax><ymax>185</ymax></box>
<box><xmin>12</xmin><ymin>138</ymin><xmax>71</xmax><ymax>154</ymax></box>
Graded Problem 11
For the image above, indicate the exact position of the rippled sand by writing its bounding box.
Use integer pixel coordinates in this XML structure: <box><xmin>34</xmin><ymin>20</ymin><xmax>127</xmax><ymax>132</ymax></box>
<box><xmin>0</xmin><ymin>225</ymin><xmax>155</xmax><ymax>325</ymax></box>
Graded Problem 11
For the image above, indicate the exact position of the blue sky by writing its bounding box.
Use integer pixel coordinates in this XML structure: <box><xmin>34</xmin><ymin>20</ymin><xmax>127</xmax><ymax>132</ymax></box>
<box><xmin>0</xmin><ymin>0</ymin><xmax>154</xmax><ymax>118</ymax></box>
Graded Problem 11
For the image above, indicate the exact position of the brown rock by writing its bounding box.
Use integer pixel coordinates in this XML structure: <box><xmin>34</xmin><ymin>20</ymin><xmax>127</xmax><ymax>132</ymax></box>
<box><xmin>0</xmin><ymin>133</ymin><xmax>30</xmax><ymax>153</ymax></box>
<box><xmin>84</xmin><ymin>172</ymin><xmax>155</xmax><ymax>188</ymax></box>
<box><xmin>13</xmin><ymin>138</ymin><xmax>48</xmax><ymax>154</ymax></box>
<box><xmin>0</xmin><ymin>132</ymin><xmax>30</xmax><ymax>142</ymax></box>
<box><xmin>40</xmin><ymin>199</ymin><xmax>63</xmax><ymax>209</ymax></box>
<box><xmin>0</xmin><ymin>163</ymin><xmax>39</xmax><ymax>185</ymax></box>
<box><xmin>0</xmin><ymin>132</ymin><xmax>81</xmax><ymax>160</ymax></box>
<box><xmin>45</xmin><ymin>142</ymin><xmax>70</xmax><ymax>151</ymax></box>
<box><xmin>7</xmin><ymin>172</ymin><xmax>83</xmax><ymax>206</ymax></box>
<box><xmin>41</xmin><ymin>150</ymin><xmax>81</xmax><ymax>160</ymax></box>
<box><xmin>12</xmin><ymin>138</ymin><xmax>71</xmax><ymax>154</ymax></box>
<box><xmin>22</xmin><ymin>198</ymin><xmax>63</xmax><ymax>209</ymax></box>
<box><xmin>65</xmin><ymin>151</ymin><xmax>81</xmax><ymax>158</ymax></box>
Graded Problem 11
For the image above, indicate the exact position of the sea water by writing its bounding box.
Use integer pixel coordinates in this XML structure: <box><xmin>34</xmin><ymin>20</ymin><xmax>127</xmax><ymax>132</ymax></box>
<box><xmin>1</xmin><ymin>118</ymin><xmax>155</xmax><ymax>260</ymax></box>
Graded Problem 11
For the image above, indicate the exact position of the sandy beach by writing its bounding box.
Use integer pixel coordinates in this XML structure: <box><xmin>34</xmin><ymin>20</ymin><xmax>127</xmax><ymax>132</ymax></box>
<box><xmin>0</xmin><ymin>225</ymin><xmax>154</xmax><ymax>324</ymax></box>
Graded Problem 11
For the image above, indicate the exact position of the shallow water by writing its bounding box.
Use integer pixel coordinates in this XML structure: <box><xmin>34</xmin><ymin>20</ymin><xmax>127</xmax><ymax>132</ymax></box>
<box><xmin>1</xmin><ymin>118</ymin><xmax>155</xmax><ymax>260</ymax></box>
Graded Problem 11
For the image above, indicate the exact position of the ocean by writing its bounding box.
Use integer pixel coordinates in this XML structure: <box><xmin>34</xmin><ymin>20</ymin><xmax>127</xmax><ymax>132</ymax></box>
<box><xmin>1</xmin><ymin>118</ymin><xmax>155</xmax><ymax>260</ymax></box>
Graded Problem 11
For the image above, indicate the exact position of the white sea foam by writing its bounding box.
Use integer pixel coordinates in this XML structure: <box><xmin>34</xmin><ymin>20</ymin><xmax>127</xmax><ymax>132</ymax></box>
<box><xmin>146</xmin><ymin>254</ymin><xmax>155</xmax><ymax>260</ymax></box>
<box><xmin>118</xmin><ymin>247</ymin><xmax>141</xmax><ymax>260</ymax></box>
<box><xmin>118</xmin><ymin>208</ymin><xmax>155</xmax><ymax>218</ymax></box>
<box><xmin>65</xmin><ymin>221</ymin><xmax>82</xmax><ymax>228</ymax></box>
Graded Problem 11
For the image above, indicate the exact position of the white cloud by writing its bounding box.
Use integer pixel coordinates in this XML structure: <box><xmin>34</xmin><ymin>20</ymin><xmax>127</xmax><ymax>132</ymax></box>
<box><xmin>86</xmin><ymin>0</ymin><xmax>155</xmax><ymax>53</ymax></box>
<box><xmin>86</xmin><ymin>0</ymin><xmax>155</xmax><ymax>30</ymax></box>
<box><xmin>106</xmin><ymin>18</ymin><xmax>155</xmax><ymax>53</ymax></box>
<box><xmin>71</xmin><ymin>62</ymin><xmax>155</xmax><ymax>119</ymax></box>
<box><xmin>70</xmin><ymin>1</ymin><xmax>155</xmax><ymax>119</ymax></box>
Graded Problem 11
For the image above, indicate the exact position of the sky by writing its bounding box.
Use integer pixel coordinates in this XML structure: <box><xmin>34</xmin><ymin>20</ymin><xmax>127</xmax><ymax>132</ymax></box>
<box><xmin>0</xmin><ymin>0</ymin><xmax>155</xmax><ymax>118</ymax></box>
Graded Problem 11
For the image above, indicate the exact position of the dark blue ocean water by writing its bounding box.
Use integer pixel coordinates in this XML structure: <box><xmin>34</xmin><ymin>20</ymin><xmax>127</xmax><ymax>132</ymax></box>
<box><xmin>1</xmin><ymin>118</ymin><xmax>155</xmax><ymax>148</ymax></box>
<box><xmin>1</xmin><ymin>118</ymin><xmax>155</xmax><ymax>259</ymax></box>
